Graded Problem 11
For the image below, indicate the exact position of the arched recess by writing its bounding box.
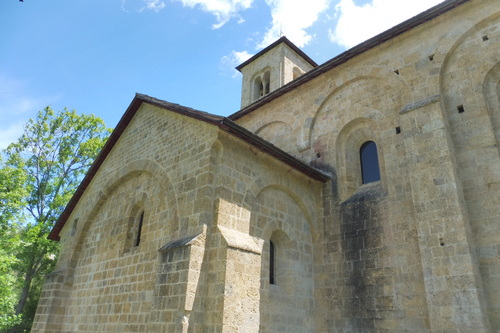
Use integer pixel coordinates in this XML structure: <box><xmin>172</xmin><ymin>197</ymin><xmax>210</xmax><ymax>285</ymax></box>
<box><xmin>439</xmin><ymin>11</ymin><xmax>500</xmax><ymax>147</ymax></box>
<box><xmin>55</xmin><ymin>165</ymin><xmax>179</xmax><ymax>331</ymax></box>
<box><xmin>483</xmin><ymin>62</ymin><xmax>500</xmax><ymax>153</ymax></box>
<box><xmin>292</xmin><ymin>66</ymin><xmax>303</xmax><ymax>80</ymax></box>
<box><xmin>64</xmin><ymin>159</ymin><xmax>179</xmax><ymax>284</ymax></box>
<box><xmin>245</xmin><ymin>182</ymin><xmax>317</xmax><ymax>241</ymax></box>
<box><xmin>336</xmin><ymin>117</ymin><xmax>385</xmax><ymax>201</ymax></box>
<box><xmin>254</xmin><ymin>121</ymin><xmax>293</xmax><ymax>149</ymax></box>
<box><xmin>439</xmin><ymin>11</ymin><xmax>500</xmax><ymax>329</ymax></box>
<box><xmin>249</xmin><ymin>186</ymin><xmax>314</xmax><ymax>332</ymax></box>
<box><xmin>299</xmin><ymin>67</ymin><xmax>411</xmax><ymax>152</ymax></box>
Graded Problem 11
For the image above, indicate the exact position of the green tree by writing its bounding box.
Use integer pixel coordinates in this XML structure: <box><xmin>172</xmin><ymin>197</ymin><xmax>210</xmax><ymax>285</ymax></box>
<box><xmin>2</xmin><ymin>106</ymin><xmax>111</xmax><ymax>331</ymax></box>
<box><xmin>0</xmin><ymin>157</ymin><xmax>26</xmax><ymax>331</ymax></box>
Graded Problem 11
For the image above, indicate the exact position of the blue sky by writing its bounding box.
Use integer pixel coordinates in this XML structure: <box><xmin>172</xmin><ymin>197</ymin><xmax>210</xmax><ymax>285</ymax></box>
<box><xmin>1</xmin><ymin>0</ymin><xmax>444</xmax><ymax>149</ymax></box>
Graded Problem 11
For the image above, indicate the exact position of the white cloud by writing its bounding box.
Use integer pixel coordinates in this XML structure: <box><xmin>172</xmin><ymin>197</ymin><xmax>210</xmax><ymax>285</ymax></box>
<box><xmin>329</xmin><ymin>0</ymin><xmax>445</xmax><ymax>49</ymax></box>
<box><xmin>258</xmin><ymin>0</ymin><xmax>331</xmax><ymax>48</ymax></box>
<box><xmin>175</xmin><ymin>0</ymin><xmax>253</xmax><ymax>29</ymax></box>
<box><xmin>121</xmin><ymin>0</ymin><xmax>165</xmax><ymax>13</ymax></box>
<box><xmin>220</xmin><ymin>50</ymin><xmax>253</xmax><ymax>77</ymax></box>
<box><xmin>143</xmin><ymin>0</ymin><xmax>166</xmax><ymax>12</ymax></box>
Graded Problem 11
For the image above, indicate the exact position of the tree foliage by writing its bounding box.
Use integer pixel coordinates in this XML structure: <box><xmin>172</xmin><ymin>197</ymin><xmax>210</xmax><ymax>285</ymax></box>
<box><xmin>1</xmin><ymin>106</ymin><xmax>111</xmax><ymax>332</ymax></box>
<box><xmin>0</xmin><ymin>157</ymin><xmax>26</xmax><ymax>331</ymax></box>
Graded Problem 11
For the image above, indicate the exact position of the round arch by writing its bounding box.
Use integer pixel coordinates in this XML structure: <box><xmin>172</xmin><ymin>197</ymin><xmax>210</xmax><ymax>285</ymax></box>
<box><xmin>64</xmin><ymin>159</ymin><xmax>178</xmax><ymax>284</ymax></box>
<box><xmin>300</xmin><ymin>67</ymin><xmax>411</xmax><ymax>151</ymax></box>
<box><xmin>335</xmin><ymin>117</ymin><xmax>385</xmax><ymax>201</ymax></box>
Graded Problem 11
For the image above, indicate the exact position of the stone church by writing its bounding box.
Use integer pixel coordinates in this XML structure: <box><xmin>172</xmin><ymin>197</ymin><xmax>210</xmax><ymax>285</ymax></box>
<box><xmin>32</xmin><ymin>0</ymin><xmax>500</xmax><ymax>331</ymax></box>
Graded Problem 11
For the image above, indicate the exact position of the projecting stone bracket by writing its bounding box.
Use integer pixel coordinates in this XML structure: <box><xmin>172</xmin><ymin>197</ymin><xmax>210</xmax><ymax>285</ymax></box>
<box><xmin>153</xmin><ymin>225</ymin><xmax>207</xmax><ymax>319</ymax></box>
<box><xmin>218</xmin><ymin>225</ymin><xmax>262</xmax><ymax>254</ymax></box>
<box><xmin>158</xmin><ymin>230</ymin><xmax>206</xmax><ymax>252</ymax></box>
<box><xmin>400</xmin><ymin>94</ymin><xmax>440</xmax><ymax>114</ymax></box>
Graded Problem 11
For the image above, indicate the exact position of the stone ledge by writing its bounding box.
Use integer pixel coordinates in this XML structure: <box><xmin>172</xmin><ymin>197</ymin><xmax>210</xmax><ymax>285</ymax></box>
<box><xmin>159</xmin><ymin>230</ymin><xmax>205</xmax><ymax>252</ymax></box>
<box><xmin>400</xmin><ymin>94</ymin><xmax>440</xmax><ymax>114</ymax></box>
<box><xmin>218</xmin><ymin>225</ymin><xmax>261</xmax><ymax>254</ymax></box>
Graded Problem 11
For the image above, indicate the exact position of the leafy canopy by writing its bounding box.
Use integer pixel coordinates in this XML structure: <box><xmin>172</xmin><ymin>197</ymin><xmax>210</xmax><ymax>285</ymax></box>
<box><xmin>1</xmin><ymin>106</ymin><xmax>111</xmax><ymax>332</ymax></box>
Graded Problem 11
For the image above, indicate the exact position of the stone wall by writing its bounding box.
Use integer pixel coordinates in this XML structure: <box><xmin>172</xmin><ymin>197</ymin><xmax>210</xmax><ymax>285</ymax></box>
<box><xmin>234</xmin><ymin>0</ymin><xmax>500</xmax><ymax>330</ymax></box>
<box><xmin>32</xmin><ymin>0</ymin><xmax>500</xmax><ymax>331</ymax></box>
<box><xmin>32</xmin><ymin>102</ymin><xmax>325</xmax><ymax>332</ymax></box>
<box><xmin>32</xmin><ymin>104</ymin><xmax>219</xmax><ymax>332</ymax></box>
<box><xmin>205</xmin><ymin>132</ymin><xmax>324</xmax><ymax>332</ymax></box>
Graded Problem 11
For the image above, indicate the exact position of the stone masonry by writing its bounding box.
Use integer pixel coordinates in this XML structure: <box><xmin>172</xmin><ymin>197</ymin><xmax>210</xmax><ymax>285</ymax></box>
<box><xmin>32</xmin><ymin>0</ymin><xmax>500</xmax><ymax>331</ymax></box>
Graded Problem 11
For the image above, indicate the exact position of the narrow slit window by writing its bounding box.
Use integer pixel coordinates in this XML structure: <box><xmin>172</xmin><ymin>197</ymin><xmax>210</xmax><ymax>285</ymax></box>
<box><xmin>71</xmin><ymin>218</ymin><xmax>79</xmax><ymax>236</ymax></box>
<box><xmin>269</xmin><ymin>240</ymin><xmax>276</xmax><ymax>285</ymax></box>
<box><xmin>360</xmin><ymin>141</ymin><xmax>381</xmax><ymax>184</ymax></box>
<box><xmin>134</xmin><ymin>211</ymin><xmax>145</xmax><ymax>247</ymax></box>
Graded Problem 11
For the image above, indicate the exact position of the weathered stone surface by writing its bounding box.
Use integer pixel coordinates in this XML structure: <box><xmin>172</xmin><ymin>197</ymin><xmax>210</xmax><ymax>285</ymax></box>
<box><xmin>32</xmin><ymin>0</ymin><xmax>500</xmax><ymax>332</ymax></box>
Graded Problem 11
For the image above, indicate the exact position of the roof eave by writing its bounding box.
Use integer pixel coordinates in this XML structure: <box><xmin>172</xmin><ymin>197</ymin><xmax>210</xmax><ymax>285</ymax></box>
<box><xmin>219</xmin><ymin>118</ymin><xmax>330</xmax><ymax>182</ymax></box>
<box><xmin>236</xmin><ymin>36</ymin><xmax>318</xmax><ymax>72</ymax></box>
<box><xmin>229</xmin><ymin>0</ymin><xmax>470</xmax><ymax>120</ymax></box>
<box><xmin>48</xmin><ymin>95</ymin><xmax>143</xmax><ymax>240</ymax></box>
<box><xmin>48</xmin><ymin>94</ymin><xmax>330</xmax><ymax>241</ymax></box>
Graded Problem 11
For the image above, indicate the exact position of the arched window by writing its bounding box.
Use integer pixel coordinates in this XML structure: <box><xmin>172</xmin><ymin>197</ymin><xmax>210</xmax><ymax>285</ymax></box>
<box><xmin>134</xmin><ymin>211</ymin><xmax>145</xmax><ymax>247</ymax></box>
<box><xmin>253</xmin><ymin>71</ymin><xmax>271</xmax><ymax>102</ymax></box>
<box><xmin>253</xmin><ymin>77</ymin><xmax>263</xmax><ymax>101</ymax></box>
<box><xmin>360</xmin><ymin>141</ymin><xmax>381</xmax><ymax>184</ymax></box>
<box><xmin>263</xmin><ymin>71</ymin><xmax>270</xmax><ymax>95</ymax></box>
<box><xmin>269</xmin><ymin>240</ymin><xmax>276</xmax><ymax>285</ymax></box>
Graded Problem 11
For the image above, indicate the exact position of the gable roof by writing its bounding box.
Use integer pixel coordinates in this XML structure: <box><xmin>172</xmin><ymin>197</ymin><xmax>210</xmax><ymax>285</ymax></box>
<box><xmin>48</xmin><ymin>93</ymin><xmax>330</xmax><ymax>241</ymax></box>
<box><xmin>229</xmin><ymin>0</ymin><xmax>470</xmax><ymax>120</ymax></box>
<box><xmin>235</xmin><ymin>36</ymin><xmax>318</xmax><ymax>72</ymax></box>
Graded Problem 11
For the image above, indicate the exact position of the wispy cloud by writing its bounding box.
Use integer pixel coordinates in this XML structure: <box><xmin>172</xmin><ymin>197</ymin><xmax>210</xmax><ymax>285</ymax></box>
<box><xmin>0</xmin><ymin>76</ymin><xmax>57</xmax><ymax>150</ymax></box>
<box><xmin>175</xmin><ymin>0</ymin><xmax>253</xmax><ymax>29</ymax></box>
<box><xmin>329</xmin><ymin>0</ymin><xmax>445</xmax><ymax>49</ymax></box>
<box><xmin>258</xmin><ymin>0</ymin><xmax>331</xmax><ymax>48</ymax></box>
<box><xmin>143</xmin><ymin>0</ymin><xmax>166</xmax><ymax>12</ymax></box>
<box><xmin>121</xmin><ymin>0</ymin><xmax>166</xmax><ymax>13</ymax></box>
<box><xmin>128</xmin><ymin>0</ymin><xmax>446</xmax><ymax>75</ymax></box>
<box><xmin>220</xmin><ymin>50</ymin><xmax>253</xmax><ymax>77</ymax></box>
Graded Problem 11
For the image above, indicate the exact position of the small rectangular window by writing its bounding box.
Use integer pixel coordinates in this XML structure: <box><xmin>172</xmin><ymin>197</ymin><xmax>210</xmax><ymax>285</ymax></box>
<box><xmin>269</xmin><ymin>241</ymin><xmax>276</xmax><ymax>285</ymax></box>
<box><xmin>134</xmin><ymin>211</ymin><xmax>145</xmax><ymax>247</ymax></box>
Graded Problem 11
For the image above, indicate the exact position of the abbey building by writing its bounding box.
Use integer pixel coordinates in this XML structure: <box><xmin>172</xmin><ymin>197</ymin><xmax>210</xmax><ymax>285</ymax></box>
<box><xmin>32</xmin><ymin>0</ymin><xmax>500</xmax><ymax>331</ymax></box>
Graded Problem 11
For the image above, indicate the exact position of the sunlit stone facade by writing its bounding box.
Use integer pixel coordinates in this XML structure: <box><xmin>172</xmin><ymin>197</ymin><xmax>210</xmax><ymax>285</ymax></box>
<box><xmin>33</xmin><ymin>0</ymin><xmax>500</xmax><ymax>331</ymax></box>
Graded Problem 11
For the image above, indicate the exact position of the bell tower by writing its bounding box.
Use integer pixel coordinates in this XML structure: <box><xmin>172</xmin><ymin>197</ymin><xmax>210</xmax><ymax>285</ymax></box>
<box><xmin>236</xmin><ymin>36</ymin><xmax>317</xmax><ymax>109</ymax></box>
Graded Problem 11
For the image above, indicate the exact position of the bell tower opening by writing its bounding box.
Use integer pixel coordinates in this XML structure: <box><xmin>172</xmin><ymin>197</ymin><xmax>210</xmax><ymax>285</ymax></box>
<box><xmin>236</xmin><ymin>36</ymin><xmax>317</xmax><ymax>109</ymax></box>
